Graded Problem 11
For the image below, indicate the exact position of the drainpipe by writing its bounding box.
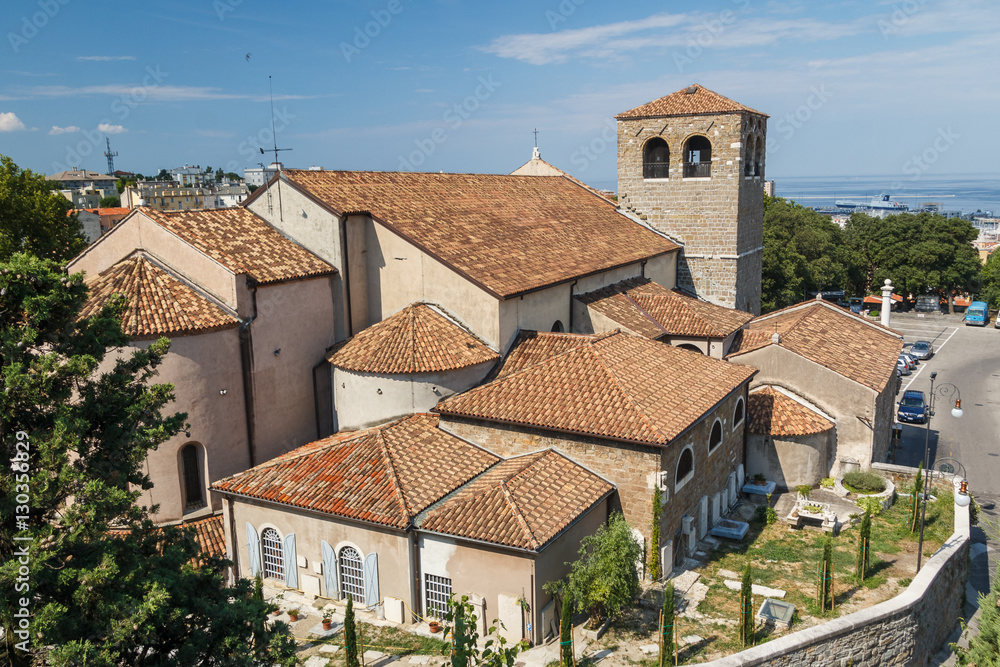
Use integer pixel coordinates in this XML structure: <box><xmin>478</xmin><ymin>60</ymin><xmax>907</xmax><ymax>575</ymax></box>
<box><xmin>410</xmin><ymin>531</ymin><xmax>421</xmax><ymax>623</ymax></box>
<box><xmin>312</xmin><ymin>346</ymin><xmax>334</xmax><ymax>439</ymax></box>
<box><xmin>568</xmin><ymin>280</ymin><xmax>578</xmax><ymax>333</ymax></box>
<box><xmin>340</xmin><ymin>215</ymin><xmax>354</xmax><ymax>337</ymax></box>
<box><xmin>238</xmin><ymin>279</ymin><xmax>259</xmax><ymax>468</ymax></box>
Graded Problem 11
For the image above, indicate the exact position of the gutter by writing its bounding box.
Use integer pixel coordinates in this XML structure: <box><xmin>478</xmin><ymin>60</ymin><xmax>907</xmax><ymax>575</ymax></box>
<box><xmin>238</xmin><ymin>279</ymin><xmax>259</xmax><ymax>467</ymax></box>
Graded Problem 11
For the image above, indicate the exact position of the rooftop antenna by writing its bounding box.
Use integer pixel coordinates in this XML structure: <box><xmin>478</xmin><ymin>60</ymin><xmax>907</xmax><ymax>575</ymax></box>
<box><xmin>260</xmin><ymin>74</ymin><xmax>292</xmax><ymax>221</ymax></box>
<box><xmin>104</xmin><ymin>137</ymin><xmax>118</xmax><ymax>176</ymax></box>
<box><xmin>532</xmin><ymin>127</ymin><xmax>540</xmax><ymax>159</ymax></box>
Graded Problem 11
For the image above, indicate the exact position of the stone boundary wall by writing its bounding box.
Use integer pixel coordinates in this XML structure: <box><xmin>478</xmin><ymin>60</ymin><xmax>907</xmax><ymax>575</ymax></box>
<box><xmin>698</xmin><ymin>464</ymin><xmax>969</xmax><ymax>667</ymax></box>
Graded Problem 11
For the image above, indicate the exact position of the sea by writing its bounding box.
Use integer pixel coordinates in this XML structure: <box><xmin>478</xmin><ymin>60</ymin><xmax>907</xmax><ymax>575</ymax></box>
<box><xmin>586</xmin><ymin>173</ymin><xmax>1000</xmax><ymax>218</ymax></box>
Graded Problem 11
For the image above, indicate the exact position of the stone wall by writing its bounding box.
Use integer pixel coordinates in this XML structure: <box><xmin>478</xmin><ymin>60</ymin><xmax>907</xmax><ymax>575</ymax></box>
<box><xmin>616</xmin><ymin>110</ymin><xmax>765</xmax><ymax>314</ymax></box>
<box><xmin>694</xmin><ymin>492</ymin><xmax>970</xmax><ymax>667</ymax></box>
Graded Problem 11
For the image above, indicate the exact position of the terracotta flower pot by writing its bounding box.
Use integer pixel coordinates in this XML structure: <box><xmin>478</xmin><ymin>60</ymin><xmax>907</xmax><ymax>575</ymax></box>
<box><xmin>429</xmin><ymin>621</ymin><xmax>441</xmax><ymax>633</ymax></box>
<box><xmin>289</xmin><ymin>612</ymin><xmax>299</xmax><ymax>622</ymax></box>
<box><xmin>322</xmin><ymin>619</ymin><xmax>333</xmax><ymax>631</ymax></box>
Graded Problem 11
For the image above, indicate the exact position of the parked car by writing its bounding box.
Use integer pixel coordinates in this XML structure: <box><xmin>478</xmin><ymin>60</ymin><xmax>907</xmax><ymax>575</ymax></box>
<box><xmin>899</xmin><ymin>352</ymin><xmax>917</xmax><ymax>370</ymax></box>
<box><xmin>896</xmin><ymin>358</ymin><xmax>911</xmax><ymax>376</ymax></box>
<box><xmin>897</xmin><ymin>390</ymin><xmax>928</xmax><ymax>424</ymax></box>
<box><xmin>910</xmin><ymin>340</ymin><xmax>934</xmax><ymax>360</ymax></box>
<box><xmin>995</xmin><ymin>311</ymin><xmax>1000</xmax><ymax>329</ymax></box>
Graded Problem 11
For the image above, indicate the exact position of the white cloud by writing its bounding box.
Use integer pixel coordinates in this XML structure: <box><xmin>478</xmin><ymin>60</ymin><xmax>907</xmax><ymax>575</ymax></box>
<box><xmin>98</xmin><ymin>123</ymin><xmax>126</xmax><ymax>134</ymax></box>
<box><xmin>1</xmin><ymin>84</ymin><xmax>318</xmax><ymax>103</ymax></box>
<box><xmin>77</xmin><ymin>55</ymin><xmax>136</xmax><ymax>61</ymax></box>
<box><xmin>49</xmin><ymin>125</ymin><xmax>81</xmax><ymax>135</ymax></box>
<box><xmin>0</xmin><ymin>112</ymin><xmax>27</xmax><ymax>132</ymax></box>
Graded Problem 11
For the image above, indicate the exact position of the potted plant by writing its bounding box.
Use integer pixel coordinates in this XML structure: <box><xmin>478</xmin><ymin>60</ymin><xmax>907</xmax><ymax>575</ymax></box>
<box><xmin>288</xmin><ymin>608</ymin><xmax>299</xmax><ymax>622</ymax></box>
<box><xmin>752</xmin><ymin>473</ymin><xmax>767</xmax><ymax>485</ymax></box>
<box><xmin>272</xmin><ymin>592</ymin><xmax>284</xmax><ymax>616</ymax></box>
<box><xmin>429</xmin><ymin>620</ymin><xmax>442</xmax><ymax>633</ymax></box>
<box><xmin>322</xmin><ymin>610</ymin><xmax>333</xmax><ymax>631</ymax></box>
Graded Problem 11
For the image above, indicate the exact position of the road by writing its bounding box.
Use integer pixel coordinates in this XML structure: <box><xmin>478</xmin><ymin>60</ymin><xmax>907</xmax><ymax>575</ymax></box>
<box><xmin>888</xmin><ymin>310</ymin><xmax>1000</xmax><ymax>605</ymax></box>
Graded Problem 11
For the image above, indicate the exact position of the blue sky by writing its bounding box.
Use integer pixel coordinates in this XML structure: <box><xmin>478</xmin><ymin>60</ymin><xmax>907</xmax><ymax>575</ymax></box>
<box><xmin>1</xmin><ymin>0</ymin><xmax>998</xmax><ymax>190</ymax></box>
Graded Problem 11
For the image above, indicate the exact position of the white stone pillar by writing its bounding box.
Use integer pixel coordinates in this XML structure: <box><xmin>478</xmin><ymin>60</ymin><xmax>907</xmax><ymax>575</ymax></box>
<box><xmin>881</xmin><ymin>278</ymin><xmax>893</xmax><ymax>328</ymax></box>
<box><xmin>737</xmin><ymin>464</ymin><xmax>745</xmax><ymax>490</ymax></box>
<box><xmin>662</xmin><ymin>541</ymin><xmax>674</xmax><ymax>579</ymax></box>
<box><xmin>728</xmin><ymin>472</ymin><xmax>738</xmax><ymax>508</ymax></box>
<box><xmin>698</xmin><ymin>496</ymin><xmax>709</xmax><ymax>538</ymax></box>
<box><xmin>711</xmin><ymin>492</ymin><xmax>721</xmax><ymax>525</ymax></box>
<box><xmin>683</xmin><ymin>515</ymin><xmax>696</xmax><ymax>554</ymax></box>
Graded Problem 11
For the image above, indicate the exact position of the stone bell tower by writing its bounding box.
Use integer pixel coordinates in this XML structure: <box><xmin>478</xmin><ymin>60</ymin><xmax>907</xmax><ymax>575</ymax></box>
<box><xmin>615</xmin><ymin>84</ymin><xmax>767</xmax><ymax>314</ymax></box>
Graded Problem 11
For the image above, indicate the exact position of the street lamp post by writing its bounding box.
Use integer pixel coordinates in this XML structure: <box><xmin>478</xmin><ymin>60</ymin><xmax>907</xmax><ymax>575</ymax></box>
<box><xmin>916</xmin><ymin>371</ymin><xmax>966</xmax><ymax>572</ymax></box>
<box><xmin>917</xmin><ymin>457</ymin><xmax>970</xmax><ymax>572</ymax></box>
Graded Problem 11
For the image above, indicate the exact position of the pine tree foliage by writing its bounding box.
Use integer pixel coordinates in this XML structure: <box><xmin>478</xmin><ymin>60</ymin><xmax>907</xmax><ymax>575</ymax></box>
<box><xmin>345</xmin><ymin>597</ymin><xmax>360</xmax><ymax>667</ymax></box>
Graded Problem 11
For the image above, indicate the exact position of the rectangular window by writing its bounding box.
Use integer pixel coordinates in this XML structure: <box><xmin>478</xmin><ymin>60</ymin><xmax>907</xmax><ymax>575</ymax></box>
<box><xmin>425</xmin><ymin>573</ymin><xmax>452</xmax><ymax>618</ymax></box>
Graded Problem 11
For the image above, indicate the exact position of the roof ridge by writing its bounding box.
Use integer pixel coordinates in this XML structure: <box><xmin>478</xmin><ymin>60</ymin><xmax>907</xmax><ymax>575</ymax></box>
<box><xmin>499</xmin><ymin>478</ymin><xmax>540</xmax><ymax>551</ymax></box>
<box><xmin>377</xmin><ymin>427</ymin><xmax>413</xmax><ymax>524</ymax></box>
<box><xmin>587</xmin><ymin>336</ymin><xmax>669</xmax><ymax>444</ymax></box>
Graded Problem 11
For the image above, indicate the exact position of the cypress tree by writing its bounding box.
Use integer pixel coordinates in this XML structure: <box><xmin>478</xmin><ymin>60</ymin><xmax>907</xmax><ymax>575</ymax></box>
<box><xmin>660</xmin><ymin>581</ymin><xmax>675</xmax><ymax>667</ymax></box>
<box><xmin>910</xmin><ymin>463</ymin><xmax>923</xmax><ymax>533</ymax></box>
<box><xmin>345</xmin><ymin>597</ymin><xmax>360</xmax><ymax>667</ymax></box>
<box><xmin>740</xmin><ymin>561</ymin><xmax>754</xmax><ymax>647</ymax></box>
<box><xmin>856</xmin><ymin>511</ymin><xmax>872</xmax><ymax>581</ymax></box>
<box><xmin>650</xmin><ymin>487</ymin><xmax>662</xmax><ymax>580</ymax></box>
<box><xmin>560</xmin><ymin>595</ymin><xmax>574</xmax><ymax>667</ymax></box>
<box><xmin>818</xmin><ymin>537</ymin><xmax>834</xmax><ymax>612</ymax></box>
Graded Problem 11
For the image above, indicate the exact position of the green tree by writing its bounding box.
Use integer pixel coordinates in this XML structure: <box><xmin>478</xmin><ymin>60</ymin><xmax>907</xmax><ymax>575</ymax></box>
<box><xmin>649</xmin><ymin>487</ymin><xmax>662</xmax><ymax>580</ymax></box>
<box><xmin>99</xmin><ymin>195</ymin><xmax>121</xmax><ymax>208</ymax></box>
<box><xmin>660</xmin><ymin>581</ymin><xmax>674</xmax><ymax>667</ymax></box>
<box><xmin>216</xmin><ymin>167</ymin><xmax>225</xmax><ymax>183</ymax></box>
<box><xmin>562</xmin><ymin>513</ymin><xmax>641</xmax><ymax>624</ymax></box>
<box><xmin>441</xmin><ymin>595</ymin><xmax>526</xmax><ymax>667</ymax></box>
<box><xmin>0</xmin><ymin>155</ymin><xmax>86</xmax><ymax>261</ymax></box>
<box><xmin>560</xmin><ymin>593</ymin><xmax>573</xmax><ymax>667</ymax></box>
<box><xmin>817</xmin><ymin>537</ymin><xmax>834</xmax><ymax>613</ymax></box>
<box><xmin>981</xmin><ymin>250</ymin><xmax>1000</xmax><ymax>310</ymax></box>
<box><xmin>762</xmin><ymin>197</ymin><xmax>850</xmax><ymax>312</ymax></box>
<box><xmin>856</xmin><ymin>511</ymin><xmax>872</xmax><ymax>582</ymax></box>
<box><xmin>958</xmin><ymin>561</ymin><xmax>1000</xmax><ymax>666</ymax></box>
<box><xmin>740</xmin><ymin>561</ymin><xmax>754</xmax><ymax>647</ymax></box>
<box><xmin>0</xmin><ymin>253</ymin><xmax>295</xmax><ymax>666</ymax></box>
<box><xmin>345</xmin><ymin>597</ymin><xmax>360</xmax><ymax>667</ymax></box>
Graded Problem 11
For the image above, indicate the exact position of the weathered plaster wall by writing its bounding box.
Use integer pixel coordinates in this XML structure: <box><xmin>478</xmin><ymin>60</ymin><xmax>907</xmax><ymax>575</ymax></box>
<box><xmin>746</xmin><ymin>430</ymin><xmax>835</xmax><ymax>490</ymax></box>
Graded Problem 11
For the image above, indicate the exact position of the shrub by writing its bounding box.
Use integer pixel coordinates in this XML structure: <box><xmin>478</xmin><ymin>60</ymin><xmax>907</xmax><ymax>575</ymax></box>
<box><xmin>755</xmin><ymin>505</ymin><xmax>778</xmax><ymax>525</ymax></box>
<box><xmin>796</xmin><ymin>484</ymin><xmax>813</xmax><ymax>498</ymax></box>
<box><xmin>563</xmin><ymin>513</ymin><xmax>642</xmax><ymax>623</ymax></box>
<box><xmin>649</xmin><ymin>487</ymin><xmax>662</xmax><ymax>580</ymax></box>
<box><xmin>820</xmin><ymin>477</ymin><xmax>835</xmax><ymax>489</ymax></box>
<box><xmin>856</xmin><ymin>496</ymin><xmax>883</xmax><ymax>517</ymax></box>
<box><xmin>842</xmin><ymin>470</ymin><xmax>886</xmax><ymax>494</ymax></box>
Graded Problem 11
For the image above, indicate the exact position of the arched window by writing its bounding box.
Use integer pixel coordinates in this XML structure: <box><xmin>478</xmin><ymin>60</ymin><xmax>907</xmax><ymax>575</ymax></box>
<box><xmin>744</xmin><ymin>138</ymin><xmax>756</xmax><ymax>177</ymax></box>
<box><xmin>339</xmin><ymin>546</ymin><xmax>365</xmax><ymax>603</ymax></box>
<box><xmin>754</xmin><ymin>135</ymin><xmax>764</xmax><ymax>178</ymax></box>
<box><xmin>261</xmin><ymin>527</ymin><xmax>284</xmax><ymax>581</ymax></box>
<box><xmin>181</xmin><ymin>443</ymin><xmax>204</xmax><ymax>511</ymax></box>
<box><xmin>683</xmin><ymin>136</ymin><xmax>712</xmax><ymax>178</ymax></box>
<box><xmin>733</xmin><ymin>397</ymin><xmax>745</xmax><ymax>429</ymax></box>
<box><xmin>643</xmin><ymin>138</ymin><xmax>670</xmax><ymax>179</ymax></box>
<box><xmin>677</xmin><ymin>343</ymin><xmax>703</xmax><ymax>354</ymax></box>
<box><xmin>708</xmin><ymin>419</ymin><xmax>723</xmax><ymax>452</ymax></box>
<box><xmin>551</xmin><ymin>320</ymin><xmax>564</xmax><ymax>332</ymax></box>
<box><xmin>675</xmin><ymin>446</ymin><xmax>694</xmax><ymax>490</ymax></box>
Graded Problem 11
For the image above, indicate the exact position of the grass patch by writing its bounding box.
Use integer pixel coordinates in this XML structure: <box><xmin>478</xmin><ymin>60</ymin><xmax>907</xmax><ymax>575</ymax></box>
<box><xmin>353</xmin><ymin>623</ymin><xmax>449</xmax><ymax>655</ymax></box>
<box><xmin>842</xmin><ymin>470</ymin><xmax>887</xmax><ymax>494</ymax></box>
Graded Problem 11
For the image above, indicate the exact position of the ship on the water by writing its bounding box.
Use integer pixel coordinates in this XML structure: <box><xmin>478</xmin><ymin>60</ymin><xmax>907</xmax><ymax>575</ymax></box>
<box><xmin>835</xmin><ymin>193</ymin><xmax>909</xmax><ymax>213</ymax></box>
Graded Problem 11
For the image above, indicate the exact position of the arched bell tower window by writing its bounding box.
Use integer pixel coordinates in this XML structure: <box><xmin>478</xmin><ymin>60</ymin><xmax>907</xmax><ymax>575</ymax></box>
<box><xmin>181</xmin><ymin>443</ymin><xmax>205</xmax><ymax>511</ymax></box>
<box><xmin>683</xmin><ymin>136</ymin><xmax>712</xmax><ymax>178</ymax></box>
<box><xmin>744</xmin><ymin>138</ymin><xmax>756</xmax><ymax>177</ymax></box>
<box><xmin>754</xmin><ymin>135</ymin><xmax>764</xmax><ymax>179</ymax></box>
<box><xmin>643</xmin><ymin>138</ymin><xmax>670</xmax><ymax>179</ymax></box>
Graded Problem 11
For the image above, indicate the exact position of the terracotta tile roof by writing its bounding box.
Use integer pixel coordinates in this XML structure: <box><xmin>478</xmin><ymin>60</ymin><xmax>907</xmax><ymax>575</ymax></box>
<box><xmin>419</xmin><ymin>450</ymin><xmax>613</xmax><ymax>551</ymax></box>
<box><xmin>183</xmin><ymin>514</ymin><xmax>227</xmax><ymax>560</ymax></box>
<box><xmin>577</xmin><ymin>278</ymin><xmax>753</xmax><ymax>339</ymax></box>
<box><xmin>327</xmin><ymin>303</ymin><xmax>498</xmax><ymax>374</ymax></box>
<box><xmin>747</xmin><ymin>387</ymin><xmax>834</xmax><ymax>436</ymax></box>
<box><xmin>211</xmin><ymin>414</ymin><xmax>499</xmax><ymax>529</ymax></box>
<box><xmin>78</xmin><ymin>252</ymin><xmax>238</xmax><ymax>338</ymax></box>
<box><xmin>728</xmin><ymin>300</ymin><xmax>903</xmax><ymax>392</ymax></box>
<box><xmin>490</xmin><ymin>331</ymin><xmax>599</xmax><ymax>381</ymax></box>
<box><xmin>141</xmin><ymin>207</ymin><xmax>336</xmax><ymax>285</ymax></box>
<box><xmin>437</xmin><ymin>330</ymin><xmax>756</xmax><ymax>446</ymax></box>
<box><xmin>278</xmin><ymin>170</ymin><xmax>678</xmax><ymax>298</ymax></box>
<box><xmin>615</xmin><ymin>84</ymin><xmax>767</xmax><ymax>119</ymax></box>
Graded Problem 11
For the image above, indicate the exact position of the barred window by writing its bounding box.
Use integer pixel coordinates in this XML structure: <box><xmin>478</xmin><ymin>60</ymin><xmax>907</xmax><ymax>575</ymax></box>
<box><xmin>261</xmin><ymin>528</ymin><xmax>283</xmax><ymax>581</ymax></box>
<box><xmin>425</xmin><ymin>573</ymin><xmax>452</xmax><ymax>618</ymax></box>
<box><xmin>339</xmin><ymin>547</ymin><xmax>365</xmax><ymax>603</ymax></box>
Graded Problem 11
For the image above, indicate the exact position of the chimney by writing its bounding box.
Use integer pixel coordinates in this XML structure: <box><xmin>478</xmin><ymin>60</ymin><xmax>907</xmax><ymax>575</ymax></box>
<box><xmin>880</xmin><ymin>279</ymin><xmax>893</xmax><ymax>328</ymax></box>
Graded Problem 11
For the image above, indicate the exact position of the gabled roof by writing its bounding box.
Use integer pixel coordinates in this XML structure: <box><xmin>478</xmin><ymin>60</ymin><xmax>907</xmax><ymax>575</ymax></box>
<box><xmin>615</xmin><ymin>84</ymin><xmax>767</xmax><ymax>120</ymax></box>
<box><xmin>140</xmin><ymin>207</ymin><xmax>336</xmax><ymax>285</ymax></box>
<box><xmin>420</xmin><ymin>450</ymin><xmax>613</xmax><ymax>551</ymax></box>
<box><xmin>728</xmin><ymin>300</ymin><xmax>903</xmax><ymax>392</ymax></box>
<box><xmin>211</xmin><ymin>414</ymin><xmax>500</xmax><ymax>530</ymax></box>
<box><xmin>576</xmin><ymin>278</ymin><xmax>753</xmax><ymax>339</ymax></box>
<box><xmin>327</xmin><ymin>303</ymin><xmax>498</xmax><ymax>374</ymax></box>
<box><xmin>747</xmin><ymin>387</ymin><xmax>834</xmax><ymax>436</ymax></box>
<box><xmin>78</xmin><ymin>251</ymin><xmax>238</xmax><ymax>338</ymax></box>
<box><xmin>274</xmin><ymin>170</ymin><xmax>678</xmax><ymax>299</ymax></box>
<box><xmin>437</xmin><ymin>330</ymin><xmax>756</xmax><ymax>446</ymax></box>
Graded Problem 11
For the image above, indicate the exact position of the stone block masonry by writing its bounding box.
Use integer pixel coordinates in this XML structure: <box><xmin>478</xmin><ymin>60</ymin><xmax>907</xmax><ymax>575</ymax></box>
<box><xmin>617</xmin><ymin>110</ymin><xmax>766</xmax><ymax>314</ymax></box>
